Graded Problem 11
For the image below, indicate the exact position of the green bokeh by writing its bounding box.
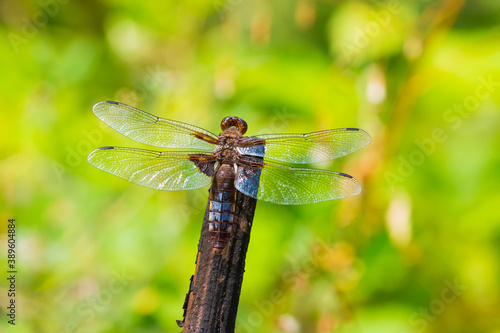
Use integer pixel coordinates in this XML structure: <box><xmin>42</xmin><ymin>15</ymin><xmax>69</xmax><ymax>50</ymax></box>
<box><xmin>1</xmin><ymin>0</ymin><xmax>500</xmax><ymax>332</ymax></box>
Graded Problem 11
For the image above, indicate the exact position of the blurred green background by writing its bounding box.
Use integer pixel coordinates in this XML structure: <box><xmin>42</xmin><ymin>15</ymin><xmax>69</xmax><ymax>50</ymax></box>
<box><xmin>1</xmin><ymin>0</ymin><xmax>500</xmax><ymax>332</ymax></box>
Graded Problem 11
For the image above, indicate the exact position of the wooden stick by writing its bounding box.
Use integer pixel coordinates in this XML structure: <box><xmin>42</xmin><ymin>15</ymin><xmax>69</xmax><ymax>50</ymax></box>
<box><xmin>178</xmin><ymin>191</ymin><xmax>258</xmax><ymax>332</ymax></box>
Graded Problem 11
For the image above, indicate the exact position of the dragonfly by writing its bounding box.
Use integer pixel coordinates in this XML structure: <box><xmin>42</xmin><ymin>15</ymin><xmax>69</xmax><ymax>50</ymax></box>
<box><xmin>88</xmin><ymin>101</ymin><xmax>371</xmax><ymax>252</ymax></box>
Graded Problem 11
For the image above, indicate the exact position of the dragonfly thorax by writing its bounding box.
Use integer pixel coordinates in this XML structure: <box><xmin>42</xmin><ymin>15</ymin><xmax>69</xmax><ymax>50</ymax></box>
<box><xmin>215</xmin><ymin>128</ymin><xmax>243</xmax><ymax>163</ymax></box>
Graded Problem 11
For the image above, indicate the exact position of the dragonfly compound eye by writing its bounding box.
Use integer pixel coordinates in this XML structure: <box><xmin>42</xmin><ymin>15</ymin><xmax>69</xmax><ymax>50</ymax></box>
<box><xmin>221</xmin><ymin>117</ymin><xmax>247</xmax><ymax>134</ymax></box>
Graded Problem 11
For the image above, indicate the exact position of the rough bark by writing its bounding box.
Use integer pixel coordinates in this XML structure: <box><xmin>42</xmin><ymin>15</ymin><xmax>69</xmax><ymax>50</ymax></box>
<box><xmin>178</xmin><ymin>191</ymin><xmax>258</xmax><ymax>332</ymax></box>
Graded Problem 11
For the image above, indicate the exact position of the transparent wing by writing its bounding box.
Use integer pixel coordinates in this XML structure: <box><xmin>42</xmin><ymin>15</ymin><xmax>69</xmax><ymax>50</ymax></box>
<box><xmin>234</xmin><ymin>157</ymin><xmax>361</xmax><ymax>205</ymax></box>
<box><xmin>93</xmin><ymin>101</ymin><xmax>219</xmax><ymax>150</ymax></box>
<box><xmin>88</xmin><ymin>147</ymin><xmax>216</xmax><ymax>191</ymax></box>
<box><xmin>238</xmin><ymin>128</ymin><xmax>370</xmax><ymax>163</ymax></box>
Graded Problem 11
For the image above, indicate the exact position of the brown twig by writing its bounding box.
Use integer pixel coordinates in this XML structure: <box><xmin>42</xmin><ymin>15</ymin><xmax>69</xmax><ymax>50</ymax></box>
<box><xmin>178</xmin><ymin>190</ymin><xmax>258</xmax><ymax>332</ymax></box>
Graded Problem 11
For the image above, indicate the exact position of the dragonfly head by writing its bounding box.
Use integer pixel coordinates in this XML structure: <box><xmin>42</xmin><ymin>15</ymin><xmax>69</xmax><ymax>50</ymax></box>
<box><xmin>221</xmin><ymin>116</ymin><xmax>247</xmax><ymax>135</ymax></box>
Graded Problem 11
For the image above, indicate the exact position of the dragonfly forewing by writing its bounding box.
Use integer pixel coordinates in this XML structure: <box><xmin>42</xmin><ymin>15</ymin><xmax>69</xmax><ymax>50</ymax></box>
<box><xmin>238</xmin><ymin>128</ymin><xmax>371</xmax><ymax>164</ymax></box>
<box><xmin>93</xmin><ymin>101</ymin><xmax>219</xmax><ymax>150</ymax></box>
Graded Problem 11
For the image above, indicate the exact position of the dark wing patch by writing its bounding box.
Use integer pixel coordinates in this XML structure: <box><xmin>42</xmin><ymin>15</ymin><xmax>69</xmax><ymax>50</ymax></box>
<box><xmin>234</xmin><ymin>156</ymin><xmax>263</xmax><ymax>198</ymax></box>
<box><xmin>189</xmin><ymin>154</ymin><xmax>217</xmax><ymax>178</ymax></box>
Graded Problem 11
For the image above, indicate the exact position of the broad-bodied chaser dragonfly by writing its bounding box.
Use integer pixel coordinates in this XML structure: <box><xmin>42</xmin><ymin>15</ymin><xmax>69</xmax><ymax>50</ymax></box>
<box><xmin>88</xmin><ymin>101</ymin><xmax>370</xmax><ymax>252</ymax></box>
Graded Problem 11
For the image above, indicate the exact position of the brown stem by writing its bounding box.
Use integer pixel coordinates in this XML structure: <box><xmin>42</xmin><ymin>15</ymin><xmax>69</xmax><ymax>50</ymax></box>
<box><xmin>178</xmin><ymin>191</ymin><xmax>258</xmax><ymax>332</ymax></box>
